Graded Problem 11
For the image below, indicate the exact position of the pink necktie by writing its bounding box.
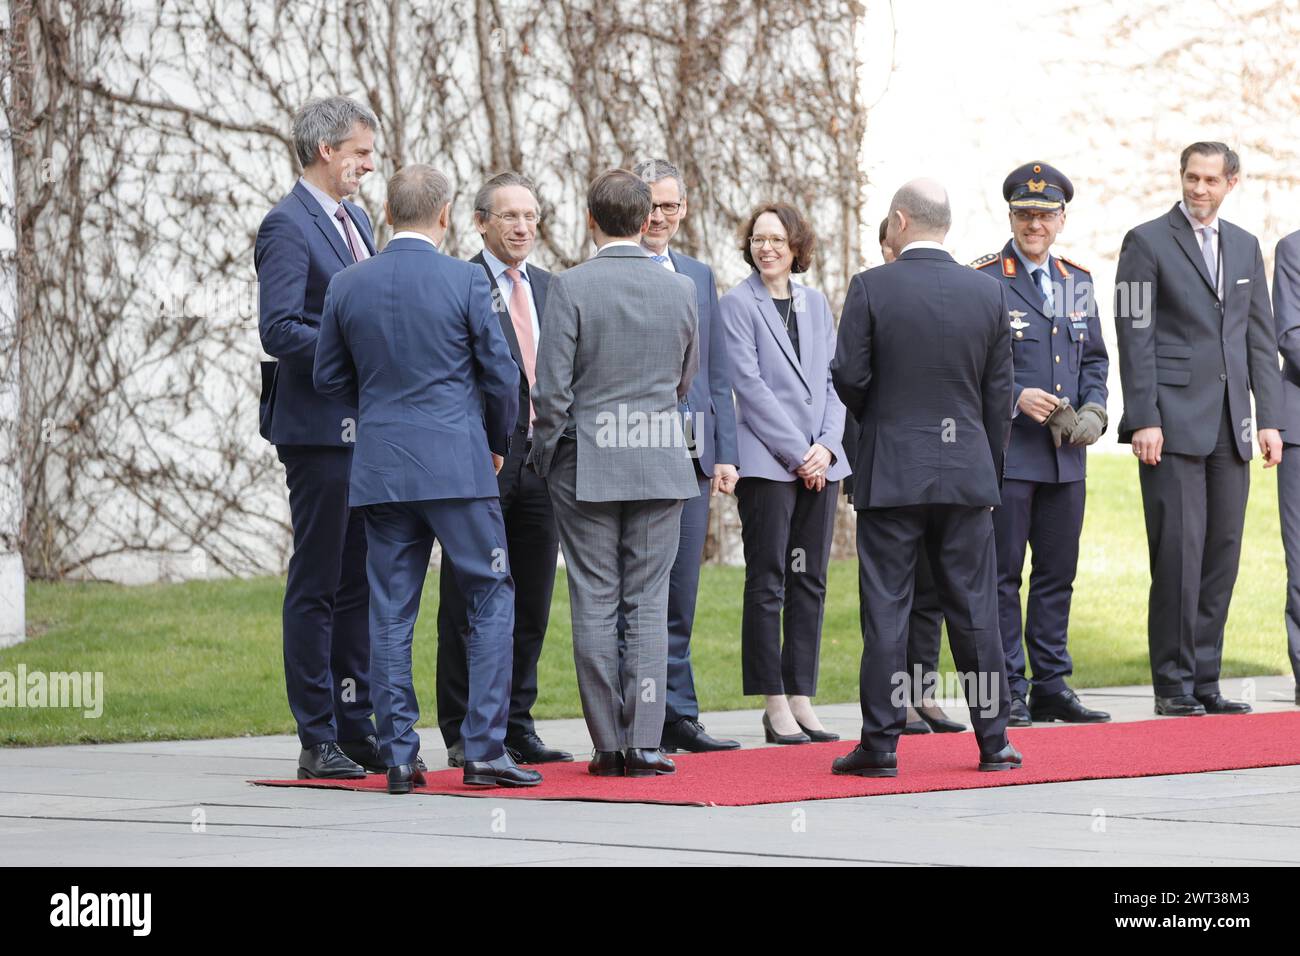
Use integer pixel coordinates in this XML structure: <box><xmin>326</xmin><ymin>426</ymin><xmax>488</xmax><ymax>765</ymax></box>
<box><xmin>334</xmin><ymin>206</ymin><xmax>362</xmax><ymax>262</ymax></box>
<box><xmin>505</xmin><ymin>268</ymin><xmax>536</xmax><ymax>424</ymax></box>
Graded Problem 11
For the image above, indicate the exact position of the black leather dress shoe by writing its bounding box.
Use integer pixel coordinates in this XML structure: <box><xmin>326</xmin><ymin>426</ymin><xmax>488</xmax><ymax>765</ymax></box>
<box><xmin>1029</xmin><ymin>688</ymin><xmax>1110</xmax><ymax>723</ymax></box>
<box><xmin>794</xmin><ymin>720</ymin><xmax>840</xmax><ymax>742</ymax></box>
<box><xmin>662</xmin><ymin>717</ymin><xmax>741</xmax><ymax>752</ymax></box>
<box><xmin>1009</xmin><ymin>696</ymin><xmax>1033</xmax><ymax>727</ymax></box>
<box><xmin>762</xmin><ymin>713</ymin><xmax>811</xmax><ymax>745</ymax></box>
<box><xmin>464</xmin><ymin>754</ymin><xmax>543</xmax><ymax>788</ymax></box>
<box><xmin>339</xmin><ymin>734</ymin><xmax>386</xmax><ymax>773</ymax></box>
<box><xmin>1155</xmin><ymin>694</ymin><xmax>1207</xmax><ymax>717</ymax></box>
<box><xmin>298</xmin><ymin>742</ymin><xmax>367</xmax><ymax>780</ymax></box>
<box><xmin>831</xmin><ymin>745</ymin><xmax>898</xmax><ymax>778</ymax></box>
<box><xmin>978</xmin><ymin>742</ymin><xmax>1023</xmax><ymax>772</ymax></box>
<box><xmin>588</xmin><ymin>750</ymin><xmax>625</xmax><ymax>776</ymax></box>
<box><xmin>446</xmin><ymin>740</ymin><xmax>466</xmax><ymax>768</ymax></box>
<box><xmin>624</xmin><ymin>748</ymin><xmax>676</xmax><ymax>777</ymax></box>
<box><xmin>1194</xmin><ymin>693</ymin><xmax>1252</xmax><ymax>715</ymax></box>
<box><xmin>506</xmin><ymin>731</ymin><xmax>574</xmax><ymax>764</ymax></box>
<box><xmin>903</xmin><ymin>705</ymin><xmax>933</xmax><ymax>735</ymax></box>
<box><xmin>386</xmin><ymin>764</ymin><xmax>427</xmax><ymax>794</ymax></box>
<box><xmin>917</xmin><ymin>703</ymin><xmax>966</xmax><ymax>733</ymax></box>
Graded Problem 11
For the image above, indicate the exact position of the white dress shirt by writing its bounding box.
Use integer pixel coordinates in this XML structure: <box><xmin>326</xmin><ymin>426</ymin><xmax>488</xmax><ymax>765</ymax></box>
<box><xmin>641</xmin><ymin>243</ymin><xmax>677</xmax><ymax>272</ymax></box>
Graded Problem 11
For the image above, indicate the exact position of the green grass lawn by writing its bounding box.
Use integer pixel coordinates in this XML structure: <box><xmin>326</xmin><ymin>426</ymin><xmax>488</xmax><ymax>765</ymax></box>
<box><xmin>1</xmin><ymin>454</ymin><xmax>1292</xmax><ymax>746</ymax></box>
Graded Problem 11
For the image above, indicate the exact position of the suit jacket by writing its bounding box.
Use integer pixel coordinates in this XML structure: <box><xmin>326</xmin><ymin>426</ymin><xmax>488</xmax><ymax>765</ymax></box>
<box><xmin>832</xmin><ymin>246</ymin><xmax>1013</xmax><ymax>509</ymax></box>
<box><xmin>1271</xmin><ymin>231</ymin><xmax>1300</xmax><ymax>445</ymax></box>
<box><xmin>668</xmin><ymin>249</ymin><xmax>740</xmax><ymax>473</ymax></box>
<box><xmin>1115</xmin><ymin>203</ymin><xmax>1282</xmax><ymax>460</ymax></box>
<box><xmin>255</xmin><ymin>180</ymin><xmax>377</xmax><ymax>446</ymax></box>
<box><xmin>312</xmin><ymin>237</ymin><xmax>519</xmax><ymax>507</ymax></box>
<box><xmin>470</xmin><ymin>251</ymin><xmax>551</xmax><ymax>485</ymax></box>
<box><xmin>527</xmin><ymin>244</ymin><xmax>701</xmax><ymax>503</ymax></box>
<box><xmin>719</xmin><ymin>271</ymin><xmax>850</xmax><ymax>483</ymax></box>
<box><xmin>972</xmin><ymin>239</ymin><xmax>1108</xmax><ymax>483</ymax></box>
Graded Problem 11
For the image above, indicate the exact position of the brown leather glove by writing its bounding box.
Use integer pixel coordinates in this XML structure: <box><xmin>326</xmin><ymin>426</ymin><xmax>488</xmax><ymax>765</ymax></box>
<box><xmin>1044</xmin><ymin>400</ymin><xmax>1079</xmax><ymax>449</ymax></box>
<box><xmin>1067</xmin><ymin>402</ymin><xmax>1108</xmax><ymax>446</ymax></box>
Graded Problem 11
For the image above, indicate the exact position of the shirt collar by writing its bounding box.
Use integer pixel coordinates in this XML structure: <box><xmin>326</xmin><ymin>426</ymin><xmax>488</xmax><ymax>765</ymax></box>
<box><xmin>1179</xmin><ymin>200</ymin><xmax>1219</xmax><ymax>236</ymax></box>
<box><xmin>899</xmin><ymin>240</ymin><xmax>947</xmax><ymax>255</ymax></box>
<box><xmin>641</xmin><ymin>242</ymin><xmax>672</xmax><ymax>260</ymax></box>
<box><xmin>598</xmin><ymin>239</ymin><xmax>644</xmax><ymax>252</ymax></box>
<box><xmin>1011</xmin><ymin>239</ymin><xmax>1051</xmax><ymax>276</ymax></box>
<box><xmin>299</xmin><ymin>176</ymin><xmax>342</xmax><ymax>218</ymax></box>
<box><xmin>391</xmin><ymin>230</ymin><xmax>438</xmax><ymax>248</ymax></box>
<box><xmin>481</xmin><ymin>245</ymin><xmax>528</xmax><ymax>281</ymax></box>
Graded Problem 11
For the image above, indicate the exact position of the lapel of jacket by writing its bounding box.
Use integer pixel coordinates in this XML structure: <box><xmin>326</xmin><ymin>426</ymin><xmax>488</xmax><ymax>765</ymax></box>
<box><xmin>1167</xmin><ymin>204</ymin><xmax>1218</xmax><ymax>298</ymax></box>
<box><xmin>748</xmin><ymin>271</ymin><xmax>810</xmax><ymax>393</ymax></box>
<box><xmin>791</xmin><ymin>277</ymin><xmax>816</xmax><ymax>385</ymax></box>
<box><xmin>531</xmin><ymin>266</ymin><xmax>549</xmax><ymax>325</ymax></box>
<box><xmin>292</xmin><ymin>181</ymin><xmax>355</xmax><ymax>268</ymax></box>
<box><xmin>472</xmin><ymin>250</ymin><xmax>524</xmax><ymax>370</ymax></box>
<box><xmin>341</xmin><ymin>200</ymin><xmax>377</xmax><ymax>256</ymax></box>
<box><xmin>1001</xmin><ymin>239</ymin><xmax>1051</xmax><ymax>318</ymax></box>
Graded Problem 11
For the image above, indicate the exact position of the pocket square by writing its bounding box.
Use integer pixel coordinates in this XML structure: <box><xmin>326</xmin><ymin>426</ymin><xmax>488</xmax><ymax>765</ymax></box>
<box><xmin>1236</xmin><ymin>278</ymin><xmax>1250</xmax><ymax>284</ymax></box>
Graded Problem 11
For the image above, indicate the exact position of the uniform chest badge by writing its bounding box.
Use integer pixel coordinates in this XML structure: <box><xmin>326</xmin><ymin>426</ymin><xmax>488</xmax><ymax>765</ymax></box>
<box><xmin>1008</xmin><ymin>310</ymin><xmax>1029</xmax><ymax>330</ymax></box>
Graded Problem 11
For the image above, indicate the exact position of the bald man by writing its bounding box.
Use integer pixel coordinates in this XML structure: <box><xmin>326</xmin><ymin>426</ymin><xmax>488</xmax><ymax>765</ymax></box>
<box><xmin>831</xmin><ymin>179</ymin><xmax>1017</xmax><ymax>777</ymax></box>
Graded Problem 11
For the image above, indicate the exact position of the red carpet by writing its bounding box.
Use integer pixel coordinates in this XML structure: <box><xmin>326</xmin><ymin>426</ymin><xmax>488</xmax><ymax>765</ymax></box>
<box><xmin>251</xmin><ymin>712</ymin><xmax>1300</xmax><ymax>807</ymax></box>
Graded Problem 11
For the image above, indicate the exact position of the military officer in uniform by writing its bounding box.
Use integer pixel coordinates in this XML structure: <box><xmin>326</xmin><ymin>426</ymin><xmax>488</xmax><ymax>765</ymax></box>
<box><xmin>971</xmin><ymin>162</ymin><xmax>1111</xmax><ymax>726</ymax></box>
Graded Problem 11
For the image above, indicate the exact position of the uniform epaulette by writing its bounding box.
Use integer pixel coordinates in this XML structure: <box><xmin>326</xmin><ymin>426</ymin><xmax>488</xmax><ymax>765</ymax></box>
<box><xmin>969</xmin><ymin>252</ymin><xmax>1000</xmax><ymax>270</ymax></box>
<box><xmin>1055</xmin><ymin>253</ymin><xmax>1091</xmax><ymax>275</ymax></box>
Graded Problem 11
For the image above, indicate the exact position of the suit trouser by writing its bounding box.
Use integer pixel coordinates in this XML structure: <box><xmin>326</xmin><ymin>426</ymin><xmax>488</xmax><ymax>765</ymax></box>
<box><xmin>1277</xmin><ymin>443</ymin><xmax>1300</xmax><ymax>688</ymax></box>
<box><xmin>855</xmin><ymin>504</ymin><xmax>1011</xmax><ymax>754</ymax></box>
<box><xmin>437</xmin><ymin>448</ymin><xmax>559</xmax><ymax>747</ymax></box>
<box><xmin>735</xmin><ymin>476</ymin><xmax>838</xmax><ymax>697</ymax></box>
<box><xmin>363</xmin><ymin>497</ymin><xmax>515</xmax><ymax>765</ymax></box>
<box><xmin>1139</xmin><ymin>404</ymin><xmax>1248</xmax><ymax>698</ymax></box>
<box><xmin>616</xmin><ymin>471</ymin><xmax>712</xmax><ymax>723</ymax></box>
<box><xmin>907</xmin><ymin>550</ymin><xmax>943</xmax><ymax>705</ymax></box>
<box><xmin>546</xmin><ymin>440</ymin><xmax>684</xmax><ymax>751</ymax></box>
<box><xmin>277</xmin><ymin>445</ymin><xmax>373</xmax><ymax>747</ymax></box>
<box><xmin>992</xmin><ymin>477</ymin><xmax>1085</xmax><ymax>699</ymax></box>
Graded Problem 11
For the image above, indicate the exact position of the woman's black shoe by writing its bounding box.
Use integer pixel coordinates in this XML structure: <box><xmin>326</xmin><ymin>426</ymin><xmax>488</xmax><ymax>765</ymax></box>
<box><xmin>763</xmin><ymin>712</ymin><xmax>811</xmax><ymax>745</ymax></box>
<box><xmin>917</xmin><ymin>703</ymin><xmax>966</xmax><ymax>733</ymax></box>
<box><xmin>903</xmin><ymin>705</ymin><xmax>933</xmax><ymax>734</ymax></box>
<box><xmin>795</xmin><ymin>719</ymin><xmax>840</xmax><ymax>742</ymax></box>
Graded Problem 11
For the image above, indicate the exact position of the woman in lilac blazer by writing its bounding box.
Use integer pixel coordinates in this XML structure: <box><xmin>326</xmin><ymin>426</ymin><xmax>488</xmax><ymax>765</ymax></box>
<box><xmin>719</xmin><ymin>201</ymin><xmax>850</xmax><ymax>746</ymax></box>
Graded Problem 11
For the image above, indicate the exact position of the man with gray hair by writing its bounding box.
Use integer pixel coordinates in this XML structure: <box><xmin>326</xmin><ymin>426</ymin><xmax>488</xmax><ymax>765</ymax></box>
<box><xmin>628</xmin><ymin>158</ymin><xmax>741</xmax><ymax>754</ymax></box>
<box><xmin>436</xmin><ymin>171</ymin><xmax>572</xmax><ymax>768</ymax></box>
<box><xmin>256</xmin><ymin>95</ymin><xmax>383</xmax><ymax>780</ymax></box>
<box><xmin>315</xmin><ymin>164</ymin><xmax>535</xmax><ymax>791</ymax></box>
<box><xmin>831</xmin><ymin>178</ymin><xmax>1018</xmax><ymax>777</ymax></box>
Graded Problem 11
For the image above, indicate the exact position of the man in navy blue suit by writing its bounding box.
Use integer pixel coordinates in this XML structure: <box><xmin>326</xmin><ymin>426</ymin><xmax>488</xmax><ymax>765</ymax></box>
<box><xmin>971</xmin><ymin>162</ymin><xmax>1111</xmax><ymax>727</ymax></box>
<box><xmin>831</xmin><ymin>179</ymin><xmax>1018</xmax><ymax>777</ymax></box>
<box><xmin>435</xmin><ymin>172</ymin><xmax>572</xmax><ymax>769</ymax></box>
<box><xmin>629</xmin><ymin>158</ymin><xmax>742</xmax><ymax>754</ymax></box>
<box><xmin>255</xmin><ymin>96</ymin><xmax>381</xmax><ymax>780</ymax></box>
<box><xmin>314</xmin><ymin>164</ymin><xmax>538</xmax><ymax>793</ymax></box>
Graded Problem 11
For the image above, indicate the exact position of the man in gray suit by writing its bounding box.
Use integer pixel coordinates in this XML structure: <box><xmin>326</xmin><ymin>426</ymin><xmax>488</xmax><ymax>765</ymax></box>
<box><xmin>528</xmin><ymin>169</ymin><xmax>701</xmax><ymax>778</ymax></box>
<box><xmin>1271</xmin><ymin>230</ymin><xmax>1300</xmax><ymax>707</ymax></box>
<box><xmin>1115</xmin><ymin>142</ymin><xmax>1284</xmax><ymax>717</ymax></box>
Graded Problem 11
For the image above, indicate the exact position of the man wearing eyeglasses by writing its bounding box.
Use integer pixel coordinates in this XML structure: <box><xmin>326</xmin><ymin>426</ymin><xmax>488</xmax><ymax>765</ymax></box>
<box><xmin>971</xmin><ymin>162</ymin><xmax>1111</xmax><ymax>727</ymax></box>
<box><xmin>630</xmin><ymin>158</ymin><xmax>742</xmax><ymax>754</ymax></box>
<box><xmin>436</xmin><ymin>172</ymin><xmax>573</xmax><ymax>768</ymax></box>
